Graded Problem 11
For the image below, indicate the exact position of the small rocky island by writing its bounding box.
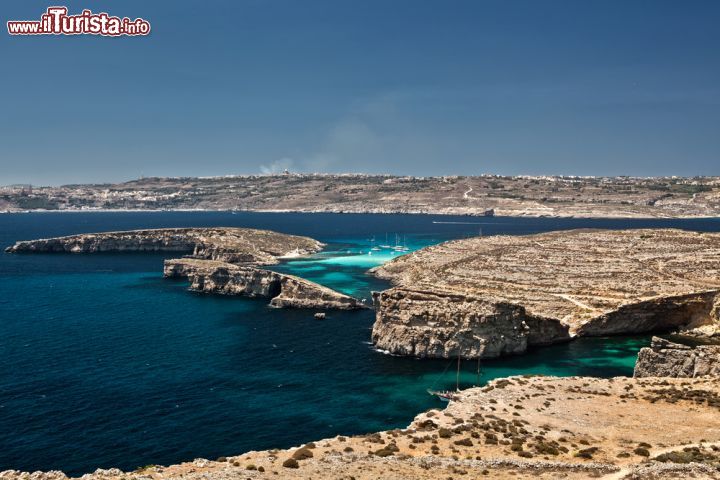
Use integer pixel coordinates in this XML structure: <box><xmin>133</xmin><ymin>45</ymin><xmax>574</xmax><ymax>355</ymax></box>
<box><xmin>371</xmin><ymin>229</ymin><xmax>720</xmax><ymax>358</ymax></box>
<box><xmin>5</xmin><ymin>228</ymin><xmax>365</xmax><ymax>310</ymax></box>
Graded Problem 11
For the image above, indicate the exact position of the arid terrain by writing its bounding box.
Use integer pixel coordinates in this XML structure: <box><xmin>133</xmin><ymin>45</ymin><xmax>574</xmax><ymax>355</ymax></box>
<box><xmin>371</xmin><ymin>229</ymin><xmax>720</xmax><ymax>358</ymax></box>
<box><xmin>4</xmin><ymin>375</ymin><xmax>719</xmax><ymax>480</ymax></box>
<box><xmin>3</xmin><ymin>174</ymin><xmax>720</xmax><ymax>218</ymax></box>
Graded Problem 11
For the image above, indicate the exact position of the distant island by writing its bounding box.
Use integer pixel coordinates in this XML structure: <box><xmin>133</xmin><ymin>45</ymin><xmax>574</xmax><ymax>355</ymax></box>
<box><xmin>2</xmin><ymin>173</ymin><xmax>720</xmax><ymax>218</ymax></box>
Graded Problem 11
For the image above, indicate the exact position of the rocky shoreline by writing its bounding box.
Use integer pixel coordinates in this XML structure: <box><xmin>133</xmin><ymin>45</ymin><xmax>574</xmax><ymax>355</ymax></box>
<box><xmin>164</xmin><ymin>258</ymin><xmax>366</xmax><ymax>309</ymax></box>
<box><xmin>4</xmin><ymin>370</ymin><xmax>719</xmax><ymax>480</ymax></box>
<box><xmin>5</xmin><ymin>227</ymin><xmax>365</xmax><ymax>310</ymax></box>
<box><xmin>370</xmin><ymin>229</ymin><xmax>720</xmax><ymax>358</ymax></box>
<box><xmin>4</xmin><ymin>227</ymin><xmax>720</xmax><ymax>478</ymax></box>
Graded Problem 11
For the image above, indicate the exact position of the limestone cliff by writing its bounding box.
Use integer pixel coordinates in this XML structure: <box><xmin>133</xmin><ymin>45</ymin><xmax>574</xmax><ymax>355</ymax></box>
<box><xmin>164</xmin><ymin>259</ymin><xmax>366</xmax><ymax>310</ymax></box>
<box><xmin>634</xmin><ymin>336</ymin><xmax>720</xmax><ymax>378</ymax></box>
<box><xmin>371</xmin><ymin>288</ymin><xmax>568</xmax><ymax>358</ymax></box>
<box><xmin>371</xmin><ymin>229</ymin><xmax>720</xmax><ymax>359</ymax></box>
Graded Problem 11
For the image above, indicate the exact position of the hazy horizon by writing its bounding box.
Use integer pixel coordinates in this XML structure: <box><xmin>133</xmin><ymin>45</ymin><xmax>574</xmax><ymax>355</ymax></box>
<box><xmin>2</xmin><ymin>0</ymin><xmax>719</xmax><ymax>184</ymax></box>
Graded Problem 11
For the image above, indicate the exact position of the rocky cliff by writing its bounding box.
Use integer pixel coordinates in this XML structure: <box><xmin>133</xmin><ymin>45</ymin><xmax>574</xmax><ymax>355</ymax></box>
<box><xmin>164</xmin><ymin>259</ymin><xmax>366</xmax><ymax>310</ymax></box>
<box><xmin>371</xmin><ymin>229</ymin><xmax>720</xmax><ymax>358</ymax></box>
<box><xmin>5</xmin><ymin>227</ymin><xmax>323</xmax><ymax>265</ymax></box>
<box><xmin>371</xmin><ymin>288</ymin><xmax>569</xmax><ymax>358</ymax></box>
<box><xmin>634</xmin><ymin>336</ymin><xmax>720</xmax><ymax>378</ymax></box>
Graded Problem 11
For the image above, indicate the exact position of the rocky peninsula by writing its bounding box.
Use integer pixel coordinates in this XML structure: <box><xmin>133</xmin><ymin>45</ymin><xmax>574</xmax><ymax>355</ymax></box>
<box><xmin>4</xmin><ymin>227</ymin><xmax>322</xmax><ymax>264</ymax></box>
<box><xmin>371</xmin><ymin>229</ymin><xmax>720</xmax><ymax>358</ymax></box>
<box><xmin>164</xmin><ymin>258</ymin><xmax>365</xmax><ymax>309</ymax></box>
<box><xmin>5</xmin><ymin>227</ymin><xmax>364</xmax><ymax>309</ymax></box>
<box><xmin>4</xmin><ymin>372</ymin><xmax>719</xmax><ymax>480</ymax></box>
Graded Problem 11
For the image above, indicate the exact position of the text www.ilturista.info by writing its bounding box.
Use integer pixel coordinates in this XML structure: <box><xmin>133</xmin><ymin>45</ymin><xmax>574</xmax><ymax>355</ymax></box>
<box><xmin>7</xmin><ymin>7</ymin><xmax>150</xmax><ymax>36</ymax></box>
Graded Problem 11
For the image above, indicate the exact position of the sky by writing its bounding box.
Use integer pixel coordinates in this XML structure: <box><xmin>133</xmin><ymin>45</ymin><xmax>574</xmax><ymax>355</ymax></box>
<box><xmin>1</xmin><ymin>0</ymin><xmax>719</xmax><ymax>185</ymax></box>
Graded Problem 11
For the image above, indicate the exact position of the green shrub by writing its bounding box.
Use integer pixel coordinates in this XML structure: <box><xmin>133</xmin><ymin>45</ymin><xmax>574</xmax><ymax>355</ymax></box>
<box><xmin>634</xmin><ymin>447</ymin><xmax>650</xmax><ymax>457</ymax></box>
<box><xmin>292</xmin><ymin>448</ymin><xmax>314</xmax><ymax>460</ymax></box>
<box><xmin>373</xmin><ymin>448</ymin><xmax>394</xmax><ymax>457</ymax></box>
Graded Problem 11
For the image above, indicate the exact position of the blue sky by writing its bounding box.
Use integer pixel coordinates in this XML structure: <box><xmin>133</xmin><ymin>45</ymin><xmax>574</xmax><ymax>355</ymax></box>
<box><xmin>1</xmin><ymin>0</ymin><xmax>719</xmax><ymax>185</ymax></box>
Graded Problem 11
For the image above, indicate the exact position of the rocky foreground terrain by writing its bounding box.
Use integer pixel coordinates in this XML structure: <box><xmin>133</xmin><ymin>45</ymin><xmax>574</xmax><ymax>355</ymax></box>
<box><xmin>5</xmin><ymin>228</ymin><xmax>364</xmax><ymax>309</ymax></box>
<box><xmin>371</xmin><ymin>229</ymin><xmax>720</xmax><ymax>358</ymax></box>
<box><xmin>4</xmin><ymin>374</ymin><xmax>720</xmax><ymax>480</ymax></box>
<box><xmin>3</xmin><ymin>174</ymin><xmax>720</xmax><ymax>218</ymax></box>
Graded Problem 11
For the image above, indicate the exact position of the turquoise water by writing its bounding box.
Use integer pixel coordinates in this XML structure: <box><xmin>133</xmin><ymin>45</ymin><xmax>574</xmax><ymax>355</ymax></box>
<box><xmin>1</xmin><ymin>212</ymin><xmax>719</xmax><ymax>475</ymax></box>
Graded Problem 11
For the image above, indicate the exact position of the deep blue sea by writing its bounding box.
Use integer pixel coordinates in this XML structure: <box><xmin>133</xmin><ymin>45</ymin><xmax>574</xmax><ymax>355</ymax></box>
<box><xmin>1</xmin><ymin>211</ymin><xmax>719</xmax><ymax>475</ymax></box>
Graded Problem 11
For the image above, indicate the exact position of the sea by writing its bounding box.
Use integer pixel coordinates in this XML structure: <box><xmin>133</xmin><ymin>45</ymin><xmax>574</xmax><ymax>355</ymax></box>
<box><xmin>1</xmin><ymin>211</ymin><xmax>719</xmax><ymax>475</ymax></box>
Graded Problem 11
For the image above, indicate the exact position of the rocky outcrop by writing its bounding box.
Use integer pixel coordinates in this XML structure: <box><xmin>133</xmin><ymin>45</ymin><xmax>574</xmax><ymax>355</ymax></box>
<box><xmin>634</xmin><ymin>336</ymin><xmax>720</xmax><ymax>378</ymax></box>
<box><xmin>575</xmin><ymin>291</ymin><xmax>720</xmax><ymax>337</ymax></box>
<box><xmin>5</xmin><ymin>227</ymin><xmax>323</xmax><ymax>265</ymax></box>
<box><xmin>164</xmin><ymin>259</ymin><xmax>366</xmax><ymax>310</ymax></box>
<box><xmin>6</xmin><ymin>227</ymin><xmax>365</xmax><ymax>309</ymax></box>
<box><xmin>371</xmin><ymin>288</ymin><xmax>568</xmax><ymax>358</ymax></box>
<box><xmin>371</xmin><ymin>229</ymin><xmax>720</xmax><ymax>358</ymax></box>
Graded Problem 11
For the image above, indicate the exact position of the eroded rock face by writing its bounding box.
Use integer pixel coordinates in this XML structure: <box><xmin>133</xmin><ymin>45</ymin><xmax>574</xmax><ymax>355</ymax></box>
<box><xmin>634</xmin><ymin>337</ymin><xmax>720</xmax><ymax>378</ymax></box>
<box><xmin>371</xmin><ymin>288</ymin><xmax>569</xmax><ymax>358</ymax></box>
<box><xmin>164</xmin><ymin>259</ymin><xmax>366</xmax><ymax>310</ymax></box>
<box><xmin>371</xmin><ymin>229</ymin><xmax>720</xmax><ymax>358</ymax></box>
<box><xmin>5</xmin><ymin>227</ymin><xmax>323</xmax><ymax>265</ymax></box>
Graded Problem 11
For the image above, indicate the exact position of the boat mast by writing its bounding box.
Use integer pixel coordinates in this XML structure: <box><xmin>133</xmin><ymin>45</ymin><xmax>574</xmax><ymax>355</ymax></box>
<box><xmin>456</xmin><ymin>353</ymin><xmax>461</xmax><ymax>391</ymax></box>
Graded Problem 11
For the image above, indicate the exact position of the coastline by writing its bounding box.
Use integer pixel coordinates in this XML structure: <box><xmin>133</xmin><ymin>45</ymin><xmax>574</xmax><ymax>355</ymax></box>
<box><xmin>3</xmin><ymin>375</ymin><xmax>719</xmax><ymax>480</ymax></box>
<box><xmin>3</xmin><ymin>215</ymin><xmax>720</xmax><ymax>477</ymax></box>
<box><xmin>2</xmin><ymin>207</ymin><xmax>719</xmax><ymax>220</ymax></box>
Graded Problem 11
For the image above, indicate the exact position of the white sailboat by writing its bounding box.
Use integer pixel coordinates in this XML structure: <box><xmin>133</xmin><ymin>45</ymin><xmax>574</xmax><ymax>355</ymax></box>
<box><xmin>428</xmin><ymin>346</ymin><xmax>483</xmax><ymax>402</ymax></box>
<box><xmin>393</xmin><ymin>234</ymin><xmax>409</xmax><ymax>252</ymax></box>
